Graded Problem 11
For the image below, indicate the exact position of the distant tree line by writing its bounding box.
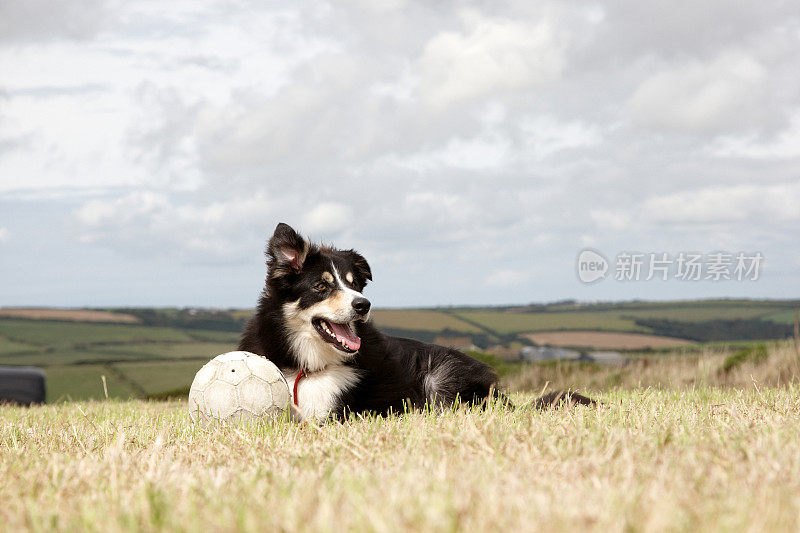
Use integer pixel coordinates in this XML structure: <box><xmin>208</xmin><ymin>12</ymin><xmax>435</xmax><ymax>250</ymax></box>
<box><xmin>634</xmin><ymin>318</ymin><xmax>793</xmax><ymax>343</ymax></box>
<box><xmin>117</xmin><ymin>308</ymin><xmax>247</xmax><ymax>332</ymax></box>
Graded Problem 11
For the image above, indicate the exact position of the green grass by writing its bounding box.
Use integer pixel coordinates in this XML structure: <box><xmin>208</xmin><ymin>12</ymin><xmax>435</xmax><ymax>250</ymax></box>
<box><xmin>112</xmin><ymin>361</ymin><xmax>204</xmax><ymax>395</ymax></box>
<box><xmin>721</xmin><ymin>344</ymin><xmax>769</xmax><ymax>373</ymax></box>
<box><xmin>0</xmin><ymin>349</ymin><xmax>176</xmax><ymax>366</ymax></box>
<box><xmin>3</xmin><ymin>389</ymin><xmax>800</xmax><ymax>531</ymax></box>
<box><xmin>455</xmin><ymin>303</ymin><xmax>797</xmax><ymax>335</ymax></box>
<box><xmin>762</xmin><ymin>309</ymin><xmax>800</xmax><ymax>325</ymax></box>
<box><xmin>455</xmin><ymin>311</ymin><xmax>650</xmax><ymax>334</ymax></box>
<box><xmin>43</xmin><ymin>365</ymin><xmax>138</xmax><ymax>402</ymax></box>
<box><xmin>637</xmin><ymin>338</ymin><xmax>780</xmax><ymax>354</ymax></box>
<box><xmin>100</xmin><ymin>342</ymin><xmax>237</xmax><ymax>359</ymax></box>
<box><xmin>185</xmin><ymin>330</ymin><xmax>241</xmax><ymax>343</ymax></box>
<box><xmin>465</xmin><ymin>351</ymin><xmax>518</xmax><ymax>378</ymax></box>
<box><xmin>0</xmin><ymin>335</ymin><xmax>41</xmax><ymax>354</ymax></box>
<box><xmin>229</xmin><ymin>309</ymin><xmax>255</xmax><ymax>320</ymax></box>
<box><xmin>543</xmin><ymin>299</ymin><xmax>797</xmax><ymax>315</ymax></box>
<box><xmin>371</xmin><ymin>310</ymin><xmax>483</xmax><ymax>332</ymax></box>
<box><xmin>0</xmin><ymin>319</ymin><xmax>194</xmax><ymax>347</ymax></box>
<box><xmin>618</xmin><ymin>304</ymin><xmax>787</xmax><ymax>321</ymax></box>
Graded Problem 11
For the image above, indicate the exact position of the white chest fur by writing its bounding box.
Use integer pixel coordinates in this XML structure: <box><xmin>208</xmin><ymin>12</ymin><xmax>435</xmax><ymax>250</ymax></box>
<box><xmin>283</xmin><ymin>365</ymin><xmax>360</xmax><ymax>421</ymax></box>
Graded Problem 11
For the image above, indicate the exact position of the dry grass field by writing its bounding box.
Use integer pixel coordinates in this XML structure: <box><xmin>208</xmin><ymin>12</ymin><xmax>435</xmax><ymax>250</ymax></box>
<box><xmin>506</xmin><ymin>341</ymin><xmax>800</xmax><ymax>392</ymax></box>
<box><xmin>3</xmin><ymin>386</ymin><xmax>800</xmax><ymax>532</ymax></box>
<box><xmin>522</xmin><ymin>330</ymin><xmax>696</xmax><ymax>350</ymax></box>
<box><xmin>0</xmin><ymin>308</ymin><xmax>141</xmax><ymax>323</ymax></box>
<box><xmin>2</xmin><ymin>341</ymin><xmax>800</xmax><ymax>532</ymax></box>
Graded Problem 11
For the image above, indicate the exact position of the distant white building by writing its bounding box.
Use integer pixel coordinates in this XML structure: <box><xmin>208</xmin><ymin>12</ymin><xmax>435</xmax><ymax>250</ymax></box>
<box><xmin>520</xmin><ymin>346</ymin><xmax>582</xmax><ymax>362</ymax></box>
<box><xmin>520</xmin><ymin>346</ymin><xmax>627</xmax><ymax>366</ymax></box>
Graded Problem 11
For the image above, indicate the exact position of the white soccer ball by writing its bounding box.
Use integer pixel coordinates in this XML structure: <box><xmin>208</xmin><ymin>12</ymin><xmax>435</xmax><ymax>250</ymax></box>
<box><xmin>188</xmin><ymin>351</ymin><xmax>290</xmax><ymax>425</ymax></box>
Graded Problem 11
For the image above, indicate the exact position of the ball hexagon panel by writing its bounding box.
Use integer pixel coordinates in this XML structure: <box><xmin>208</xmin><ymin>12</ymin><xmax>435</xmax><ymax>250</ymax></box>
<box><xmin>238</xmin><ymin>375</ymin><xmax>274</xmax><ymax>415</ymax></box>
<box><xmin>270</xmin><ymin>379</ymin><xmax>290</xmax><ymax>407</ymax></box>
<box><xmin>203</xmin><ymin>380</ymin><xmax>239</xmax><ymax>419</ymax></box>
<box><xmin>245</xmin><ymin>354</ymin><xmax>275</xmax><ymax>375</ymax></box>
<box><xmin>192</xmin><ymin>362</ymin><xmax>219</xmax><ymax>391</ymax></box>
<box><xmin>216</xmin><ymin>360</ymin><xmax>250</xmax><ymax>386</ymax></box>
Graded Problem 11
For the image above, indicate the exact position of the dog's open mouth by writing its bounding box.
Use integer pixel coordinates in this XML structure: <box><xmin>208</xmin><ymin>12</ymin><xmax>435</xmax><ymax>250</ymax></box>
<box><xmin>312</xmin><ymin>318</ymin><xmax>361</xmax><ymax>353</ymax></box>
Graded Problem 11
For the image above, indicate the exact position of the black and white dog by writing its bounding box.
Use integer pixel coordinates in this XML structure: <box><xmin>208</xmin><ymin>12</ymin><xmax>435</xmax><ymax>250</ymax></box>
<box><xmin>240</xmin><ymin>223</ymin><xmax>593</xmax><ymax>421</ymax></box>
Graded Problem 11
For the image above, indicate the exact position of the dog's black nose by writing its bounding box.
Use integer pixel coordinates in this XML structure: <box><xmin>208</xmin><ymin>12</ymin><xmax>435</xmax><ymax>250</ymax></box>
<box><xmin>352</xmin><ymin>297</ymin><xmax>371</xmax><ymax>315</ymax></box>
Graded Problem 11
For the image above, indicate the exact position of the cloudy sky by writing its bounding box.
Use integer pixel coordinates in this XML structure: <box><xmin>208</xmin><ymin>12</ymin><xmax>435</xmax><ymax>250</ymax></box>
<box><xmin>1</xmin><ymin>0</ymin><xmax>799</xmax><ymax>308</ymax></box>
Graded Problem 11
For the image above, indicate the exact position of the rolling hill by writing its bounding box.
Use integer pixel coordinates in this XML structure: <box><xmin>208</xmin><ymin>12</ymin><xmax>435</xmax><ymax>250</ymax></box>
<box><xmin>0</xmin><ymin>298</ymin><xmax>796</xmax><ymax>401</ymax></box>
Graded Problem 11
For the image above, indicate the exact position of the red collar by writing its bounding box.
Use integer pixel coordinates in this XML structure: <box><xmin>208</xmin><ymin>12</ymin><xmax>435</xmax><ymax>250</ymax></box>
<box><xmin>293</xmin><ymin>370</ymin><xmax>306</xmax><ymax>406</ymax></box>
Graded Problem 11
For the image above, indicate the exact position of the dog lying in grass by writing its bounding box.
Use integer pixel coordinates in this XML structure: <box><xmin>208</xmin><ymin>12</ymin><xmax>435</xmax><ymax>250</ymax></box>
<box><xmin>240</xmin><ymin>223</ymin><xmax>595</xmax><ymax>421</ymax></box>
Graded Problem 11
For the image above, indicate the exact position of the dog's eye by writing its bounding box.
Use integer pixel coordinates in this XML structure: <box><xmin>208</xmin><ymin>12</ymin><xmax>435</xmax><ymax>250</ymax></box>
<box><xmin>313</xmin><ymin>282</ymin><xmax>328</xmax><ymax>291</ymax></box>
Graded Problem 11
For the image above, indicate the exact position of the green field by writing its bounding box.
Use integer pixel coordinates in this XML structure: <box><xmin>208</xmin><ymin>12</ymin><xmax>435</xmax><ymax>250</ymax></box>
<box><xmin>0</xmin><ymin>335</ymin><xmax>40</xmax><ymax>354</ymax></box>
<box><xmin>43</xmin><ymin>365</ymin><xmax>138</xmax><ymax>402</ymax></box>
<box><xmin>454</xmin><ymin>310</ymin><xmax>651</xmax><ymax>334</ymax></box>
<box><xmin>100</xmin><ymin>342</ymin><xmax>237</xmax><ymax>359</ymax></box>
<box><xmin>371</xmin><ymin>309</ymin><xmax>482</xmax><ymax>332</ymax></box>
<box><xmin>616</xmin><ymin>304</ymin><xmax>785</xmax><ymax>321</ymax></box>
<box><xmin>0</xmin><ymin>318</ymin><xmax>231</xmax><ymax>401</ymax></box>
<box><xmin>455</xmin><ymin>300</ymin><xmax>799</xmax><ymax>335</ymax></box>
<box><xmin>0</xmin><ymin>349</ymin><xmax>168</xmax><ymax>367</ymax></box>
<box><xmin>0</xmin><ymin>300</ymin><xmax>797</xmax><ymax>402</ymax></box>
<box><xmin>763</xmin><ymin>309</ymin><xmax>800</xmax><ymax>324</ymax></box>
<box><xmin>180</xmin><ymin>330</ymin><xmax>240</xmax><ymax>342</ymax></box>
<box><xmin>0</xmin><ymin>319</ymin><xmax>194</xmax><ymax>346</ymax></box>
<box><xmin>540</xmin><ymin>299</ymin><xmax>796</xmax><ymax>314</ymax></box>
<box><xmin>112</xmin><ymin>361</ymin><xmax>206</xmax><ymax>396</ymax></box>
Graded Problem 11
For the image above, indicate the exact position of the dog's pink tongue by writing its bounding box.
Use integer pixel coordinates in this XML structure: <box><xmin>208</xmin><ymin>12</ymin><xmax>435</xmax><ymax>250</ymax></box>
<box><xmin>328</xmin><ymin>321</ymin><xmax>361</xmax><ymax>351</ymax></box>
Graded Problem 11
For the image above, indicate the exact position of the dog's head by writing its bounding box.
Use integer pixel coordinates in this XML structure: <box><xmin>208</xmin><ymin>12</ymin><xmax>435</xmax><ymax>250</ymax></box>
<box><xmin>266</xmin><ymin>223</ymin><xmax>372</xmax><ymax>371</ymax></box>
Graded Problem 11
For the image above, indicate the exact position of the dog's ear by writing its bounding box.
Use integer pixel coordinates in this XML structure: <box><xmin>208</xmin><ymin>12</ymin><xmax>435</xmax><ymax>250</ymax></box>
<box><xmin>347</xmin><ymin>250</ymin><xmax>372</xmax><ymax>284</ymax></box>
<box><xmin>267</xmin><ymin>223</ymin><xmax>309</xmax><ymax>277</ymax></box>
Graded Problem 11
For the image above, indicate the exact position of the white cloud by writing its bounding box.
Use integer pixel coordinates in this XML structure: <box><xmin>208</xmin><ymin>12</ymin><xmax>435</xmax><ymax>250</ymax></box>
<box><xmin>302</xmin><ymin>203</ymin><xmax>353</xmax><ymax>234</ymax></box>
<box><xmin>484</xmin><ymin>268</ymin><xmax>533</xmax><ymax>288</ymax></box>
<box><xmin>519</xmin><ymin>116</ymin><xmax>602</xmax><ymax>161</ymax></box>
<box><xmin>643</xmin><ymin>183</ymin><xmax>800</xmax><ymax>224</ymax></box>
<box><xmin>387</xmin><ymin>135</ymin><xmax>512</xmax><ymax>172</ymax></box>
<box><xmin>589</xmin><ymin>209</ymin><xmax>631</xmax><ymax>231</ymax></box>
<box><xmin>0</xmin><ymin>0</ymin><xmax>113</xmax><ymax>43</ymax></box>
<box><xmin>72</xmin><ymin>191</ymin><xmax>279</xmax><ymax>257</ymax></box>
<box><xmin>419</xmin><ymin>9</ymin><xmax>566</xmax><ymax>107</ymax></box>
<box><xmin>0</xmin><ymin>227</ymin><xmax>10</xmax><ymax>243</ymax></box>
<box><xmin>710</xmin><ymin>109</ymin><xmax>800</xmax><ymax>159</ymax></box>
<box><xmin>0</xmin><ymin>2</ymin><xmax>335</xmax><ymax>194</ymax></box>
<box><xmin>74</xmin><ymin>191</ymin><xmax>169</xmax><ymax>227</ymax></box>
<box><xmin>382</xmin><ymin>114</ymin><xmax>600</xmax><ymax>172</ymax></box>
<box><xmin>628</xmin><ymin>51</ymin><xmax>768</xmax><ymax>134</ymax></box>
